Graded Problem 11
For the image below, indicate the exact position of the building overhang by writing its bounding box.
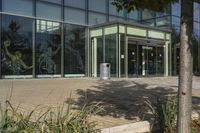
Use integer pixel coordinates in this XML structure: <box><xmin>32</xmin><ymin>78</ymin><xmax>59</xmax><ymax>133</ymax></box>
<box><xmin>89</xmin><ymin>20</ymin><xmax>171</xmax><ymax>33</ymax></box>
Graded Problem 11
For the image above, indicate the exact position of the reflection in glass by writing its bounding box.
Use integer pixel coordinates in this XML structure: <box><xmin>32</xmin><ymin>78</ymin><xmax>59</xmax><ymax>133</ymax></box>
<box><xmin>128</xmin><ymin>43</ymin><xmax>137</xmax><ymax>77</ymax></box>
<box><xmin>36</xmin><ymin>20</ymin><xmax>61</xmax><ymax>75</ymax></box>
<box><xmin>171</xmin><ymin>2</ymin><xmax>181</xmax><ymax>17</ymax></box>
<box><xmin>193</xmin><ymin>22</ymin><xmax>199</xmax><ymax>73</ymax></box>
<box><xmin>120</xmin><ymin>34</ymin><xmax>125</xmax><ymax>77</ymax></box>
<box><xmin>89</xmin><ymin>12</ymin><xmax>107</xmax><ymax>25</ymax></box>
<box><xmin>36</xmin><ymin>2</ymin><xmax>61</xmax><ymax>21</ymax></box>
<box><xmin>40</xmin><ymin>0</ymin><xmax>62</xmax><ymax>4</ymax></box>
<box><xmin>138</xmin><ymin>45</ymin><xmax>148</xmax><ymax>76</ymax></box>
<box><xmin>156</xmin><ymin>16</ymin><xmax>170</xmax><ymax>28</ymax></box>
<box><xmin>64</xmin><ymin>8</ymin><xmax>86</xmax><ymax>25</ymax></box>
<box><xmin>194</xmin><ymin>3</ymin><xmax>200</xmax><ymax>22</ymax></box>
<box><xmin>105</xmin><ymin>34</ymin><xmax>117</xmax><ymax>77</ymax></box>
<box><xmin>2</xmin><ymin>0</ymin><xmax>33</xmax><ymax>16</ymax></box>
<box><xmin>88</xmin><ymin>0</ymin><xmax>106</xmax><ymax>13</ymax></box>
<box><xmin>109</xmin><ymin>16</ymin><xmax>125</xmax><ymax>22</ymax></box>
<box><xmin>157</xmin><ymin>47</ymin><xmax>164</xmax><ymax>74</ymax></box>
<box><xmin>109</xmin><ymin>0</ymin><xmax>125</xmax><ymax>17</ymax></box>
<box><xmin>142</xmin><ymin>9</ymin><xmax>155</xmax><ymax>20</ymax></box>
<box><xmin>64</xmin><ymin>0</ymin><xmax>86</xmax><ymax>9</ymax></box>
<box><xmin>1</xmin><ymin>15</ymin><xmax>33</xmax><ymax>75</ymax></box>
<box><xmin>127</xmin><ymin>43</ymin><xmax>164</xmax><ymax>76</ymax></box>
<box><xmin>64</xmin><ymin>24</ymin><xmax>86</xmax><ymax>74</ymax></box>
<box><xmin>127</xmin><ymin>10</ymin><xmax>139</xmax><ymax>20</ymax></box>
<box><xmin>171</xmin><ymin>26</ymin><xmax>180</xmax><ymax>75</ymax></box>
<box><xmin>148</xmin><ymin>46</ymin><xmax>156</xmax><ymax>75</ymax></box>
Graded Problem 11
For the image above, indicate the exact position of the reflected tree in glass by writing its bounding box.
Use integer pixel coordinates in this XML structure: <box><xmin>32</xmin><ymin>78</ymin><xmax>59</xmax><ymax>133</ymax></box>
<box><xmin>64</xmin><ymin>24</ymin><xmax>86</xmax><ymax>74</ymax></box>
<box><xmin>1</xmin><ymin>15</ymin><xmax>33</xmax><ymax>75</ymax></box>
<box><xmin>36</xmin><ymin>20</ymin><xmax>61</xmax><ymax>75</ymax></box>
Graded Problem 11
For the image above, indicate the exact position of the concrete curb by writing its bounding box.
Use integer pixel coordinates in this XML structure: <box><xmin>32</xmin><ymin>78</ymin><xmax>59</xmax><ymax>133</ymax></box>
<box><xmin>101</xmin><ymin>121</ymin><xmax>150</xmax><ymax>133</ymax></box>
<box><xmin>100</xmin><ymin>112</ymin><xmax>199</xmax><ymax>133</ymax></box>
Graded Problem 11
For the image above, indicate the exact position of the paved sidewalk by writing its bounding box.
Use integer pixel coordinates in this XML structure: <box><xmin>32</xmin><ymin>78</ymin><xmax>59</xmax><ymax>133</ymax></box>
<box><xmin>0</xmin><ymin>76</ymin><xmax>199</xmax><ymax>128</ymax></box>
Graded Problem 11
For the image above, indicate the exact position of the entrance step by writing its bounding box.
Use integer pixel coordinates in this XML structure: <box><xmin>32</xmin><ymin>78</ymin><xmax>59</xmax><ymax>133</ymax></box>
<box><xmin>101</xmin><ymin>121</ymin><xmax>150</xmax><ymax>133</ymax></box>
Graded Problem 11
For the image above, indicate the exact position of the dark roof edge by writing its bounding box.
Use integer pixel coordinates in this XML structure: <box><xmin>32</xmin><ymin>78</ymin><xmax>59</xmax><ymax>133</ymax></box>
<box><xmin>89</xmin><ymin>20</ymin><xmax>171</xmax><ymax>33</ymax></box>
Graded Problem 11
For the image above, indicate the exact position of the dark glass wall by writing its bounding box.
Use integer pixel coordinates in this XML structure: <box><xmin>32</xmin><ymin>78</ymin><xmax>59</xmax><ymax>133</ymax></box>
<box><xmin>35</xmin><ymin>20</ymin><xmax>61</xmax><ymax>75</ymax></box>
<box><xmin>1</xmin><ymin>0</ymin><xmax>142</xmax><ymax>26</ymax></box>
<box><xmin>64</xmin><ymin>24</ymin><xmax>86</xmax><ymax>74</ymax></box>
<box><xmin>105</xmin><ymin>34</ymin><xmax>117</xmax><ymax>77</ymax></box>
<box><xmin>171</xmin><ymin>1</ymin><xmax>200</xmax><ymax>75</ymax></box>
<box><xmin>193</xmin><ymin>22</ymin><xmax>200</xmax><ymax>74</ymax></box>
<box><xmin>120</xmin><ymin>34</ymin><xmax>125</xmax><ymax>77</ymax></box>
<box><xmin>90</xmin><ymin>36</ymin><xmax>103</xmax><ymax>77</ymax></box>
<box><xmin>141</xmin><ymin>6</ymin><xmax>171</xmax><ymax>28</ymax></box>
<box><xmin>1</xmin><ymin>15</ymin><xmax>33</xmax><ymax>76</ymax></box>
<box><xmin>2</xmin><ymin>0</ymin><xmax>34</xmax><ymax>16</ymax></box>
<box><xmin>171</xmin><ymin>16</ymin><xmax>180</xmax><ymax>75</ymax></box>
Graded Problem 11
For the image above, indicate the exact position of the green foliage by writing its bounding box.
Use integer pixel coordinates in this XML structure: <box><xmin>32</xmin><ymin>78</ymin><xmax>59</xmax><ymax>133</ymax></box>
<box><xmin>0</xmin><ymin>100</ymin><xmax>101</xmax><ymax>133</ymax></box>
<box><xmin>145</xmin><ymin>96</ymin><xmax>177</xmax><ymax>133</ymax></box>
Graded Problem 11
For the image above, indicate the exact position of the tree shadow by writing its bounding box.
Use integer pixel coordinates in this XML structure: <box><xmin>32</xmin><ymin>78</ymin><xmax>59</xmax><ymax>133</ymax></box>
<box><xmin>67</xmin><ymin>80</ymin><xmax>180</xmax><ymax>121</ymax></box>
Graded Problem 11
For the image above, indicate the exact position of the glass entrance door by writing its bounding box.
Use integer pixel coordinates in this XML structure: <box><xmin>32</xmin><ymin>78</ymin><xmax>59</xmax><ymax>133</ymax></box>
<box><xmin>128</xmin><ymin>42</ymin><xmax>164</xmax><ymax>77</ymax></box>
<box><xmin>156</xmin><ymin>46</ymin><xmax>164</xmax><ymax>75</ymax></box>
<box><xmin>128</xmin><ymin>43</ymin><xmax>137</xmax><ymax>77</ymax></box>
<box><xmin>138</xmin><ymin>45</ymin><xmax>148</xmax><ymax>76</ymax></box>
<box><xmin>147</xmin><ymin>46</ymin><xmax>156</xmax><ymax>75</ymax></box>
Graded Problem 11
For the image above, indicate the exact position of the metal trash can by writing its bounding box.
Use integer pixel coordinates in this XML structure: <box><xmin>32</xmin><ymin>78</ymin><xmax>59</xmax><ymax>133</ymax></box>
<box><xmin>100</xmin><ymin>63</ymin><xmax>110</xmax><ymax>80</ymax></box>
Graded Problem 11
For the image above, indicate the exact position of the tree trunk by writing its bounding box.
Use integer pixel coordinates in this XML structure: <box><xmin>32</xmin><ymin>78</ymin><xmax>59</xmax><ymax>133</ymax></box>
<box><xmin>177</xmin><ymin>0</ymin><xmax>194</xmax><ymax>132</ymax></box>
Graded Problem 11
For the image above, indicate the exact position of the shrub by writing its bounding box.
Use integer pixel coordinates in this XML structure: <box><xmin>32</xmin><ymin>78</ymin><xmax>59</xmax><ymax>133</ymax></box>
<box><xmin>145</xmin><ymin>96</ymin><xmax>177</xmax><ymax>133</ymax></box>
<box><xmin>0</xmin><ymin>100</ymin><xmax>101</xmax><ymax>133</ymax></box>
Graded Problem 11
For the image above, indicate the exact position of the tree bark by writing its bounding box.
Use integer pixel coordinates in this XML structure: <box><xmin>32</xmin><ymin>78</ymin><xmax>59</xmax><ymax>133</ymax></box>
<box><xmin>177</xmin><ymin>0</ymin><xmax>194</xmax><ymax>133</ymax></box>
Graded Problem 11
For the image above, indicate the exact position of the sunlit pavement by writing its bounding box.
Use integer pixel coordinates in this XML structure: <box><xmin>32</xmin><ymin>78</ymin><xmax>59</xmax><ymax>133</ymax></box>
<box><xmin>0</xmin><ymin>76</ymin><xmax>199</xmax><ymax>128</ymax></box>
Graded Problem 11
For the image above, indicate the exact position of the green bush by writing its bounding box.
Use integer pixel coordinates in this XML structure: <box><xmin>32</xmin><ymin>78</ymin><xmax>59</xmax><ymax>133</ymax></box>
<box><xmin>0</xmin><ymin>100</ymin><xmax>101</xmax><ymax>133</ymax></box>
<box><xmin>145</xmin><ymin>96</ymin><xmax>177</xmax><ymax>133</ymax></box>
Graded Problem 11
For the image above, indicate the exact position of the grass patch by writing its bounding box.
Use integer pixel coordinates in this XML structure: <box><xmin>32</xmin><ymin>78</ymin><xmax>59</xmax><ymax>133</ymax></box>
<box><xmin>0</xmin><ymin>100</ymin><xmax>102</xmax><ymax>133</ymax></box>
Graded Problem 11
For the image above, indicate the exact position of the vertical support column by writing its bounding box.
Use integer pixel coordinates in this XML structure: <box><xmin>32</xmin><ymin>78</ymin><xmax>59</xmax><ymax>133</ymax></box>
<box><xmin>164</xmin><ymin>41</ymin><xmax>169</xmax><ymax>76</ymax></box>
<box><xmin>169</xmin><ymin>35</ymin><xmax>172</xmax><ymax>76</ymax></box>
<box><xmin>118</xmin><ymin>34</ymin><xmax>121</xmax><ymax>78</ymax></box>
<box><xmin>198</xmin><ymin>40</ymin><xmax>200</xmax><ymax>72</ymax></box>
<box><xmin>198</xmin><ymin>31</ymin><xmax>200</xmax><ymax>72</ymax></box>
<box><xmin>32</xmin><ymin>0</ymin><xmax>36</xmax><ymax>78</ymax></box>
<box><xmin>86</xmin><ymin>0</ymin><xmax>89</xmax><ymax>25</ymax></box>
<box><xmin>155</xmin><ymin>47</ymin><xmax>158</xmax><ymax>75</ymax></box>
<box><xmin>164</xmin><ymin>33</ymin><xmax>172</xmax><ymax>76</ymax></box>
<box><xmin>61</xmin><ymin>0</ymin><xmax>64</xmax><ymax>21</ymax></box>
<box><xmin>61</xmin><ymin>0</ymin><xmax>65</xmax><ymax>77</ymax></box>
<box><xmin>85</xmin><ymin>0</ymin><xmax>90</xmax><ymax>77</ymax></box>
<box><xmin>61</xmin><ymin>24</ymin><xmax>64</xmax><ymax>77</ymax></box>
<box><xmin>92</xmin><ymin>38</ymin><xmax>97</xmax><ymax>77</ymax></box>
<box><xmin>116</xmin><ymin>24</ymin><xmax>119</xmax><ymax>78</ymax></box>
<box><xmin>103</xmin><ymin>28</ymin><xmax>105</xmax><ymax>63</ymax></box>
<box><xmin>85</xmin><ymin>28</ymin><xmax>90</xmax><ymax>77</ymax></box>
<box><xmin>0</xmin><ymin>14</ymin><xmax>2</xmax><ymax>79</ymax></box>
<box><xmin>106</xmin><ymin>0</ymin><xmax>109</xmax><ymax>22</ymax></box>
<box><xmin>174</xmin><ymin>45</ymin><xmax>177</xmax><ymax>75</ymax></box>
<box><xmin>0</xmin><ymin>0</ymin><xmax>2</xmax><ymax>12</ymax></box>
<box><xmin>32</xmin><ymin>20</ymin><xmax>36</xmax><ymax>78</ymax></box>
<box><xmin>125</xmin><ymin>34</ymin><xmax>128</xmax><ymax>77</ymax></box>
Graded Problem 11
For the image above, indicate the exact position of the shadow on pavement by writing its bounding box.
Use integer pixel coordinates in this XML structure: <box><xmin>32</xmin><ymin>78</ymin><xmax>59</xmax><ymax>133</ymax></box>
<box><xmin>67</xmin><ymin>80</ymin><xmax>178</xmax><ymax>121</ymax></box>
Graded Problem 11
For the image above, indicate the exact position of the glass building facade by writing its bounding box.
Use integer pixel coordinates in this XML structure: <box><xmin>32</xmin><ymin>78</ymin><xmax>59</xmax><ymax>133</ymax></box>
<box><xmin>0</xmin><ymin>0</ymin><xmax>199</xmax><ymax>78</ymax></box>
<box><xmin>170</xmin><ymin>1</ymin><xmax>200</xmax><ymax>75</ymax></box>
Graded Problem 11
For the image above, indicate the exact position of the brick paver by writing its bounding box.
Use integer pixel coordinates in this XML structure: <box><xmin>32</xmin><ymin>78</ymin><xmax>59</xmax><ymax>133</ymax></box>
<box><xmin>0</xmin><ymin>76</ymin><xmax>199</xmax><ymax>128</ymax></box>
